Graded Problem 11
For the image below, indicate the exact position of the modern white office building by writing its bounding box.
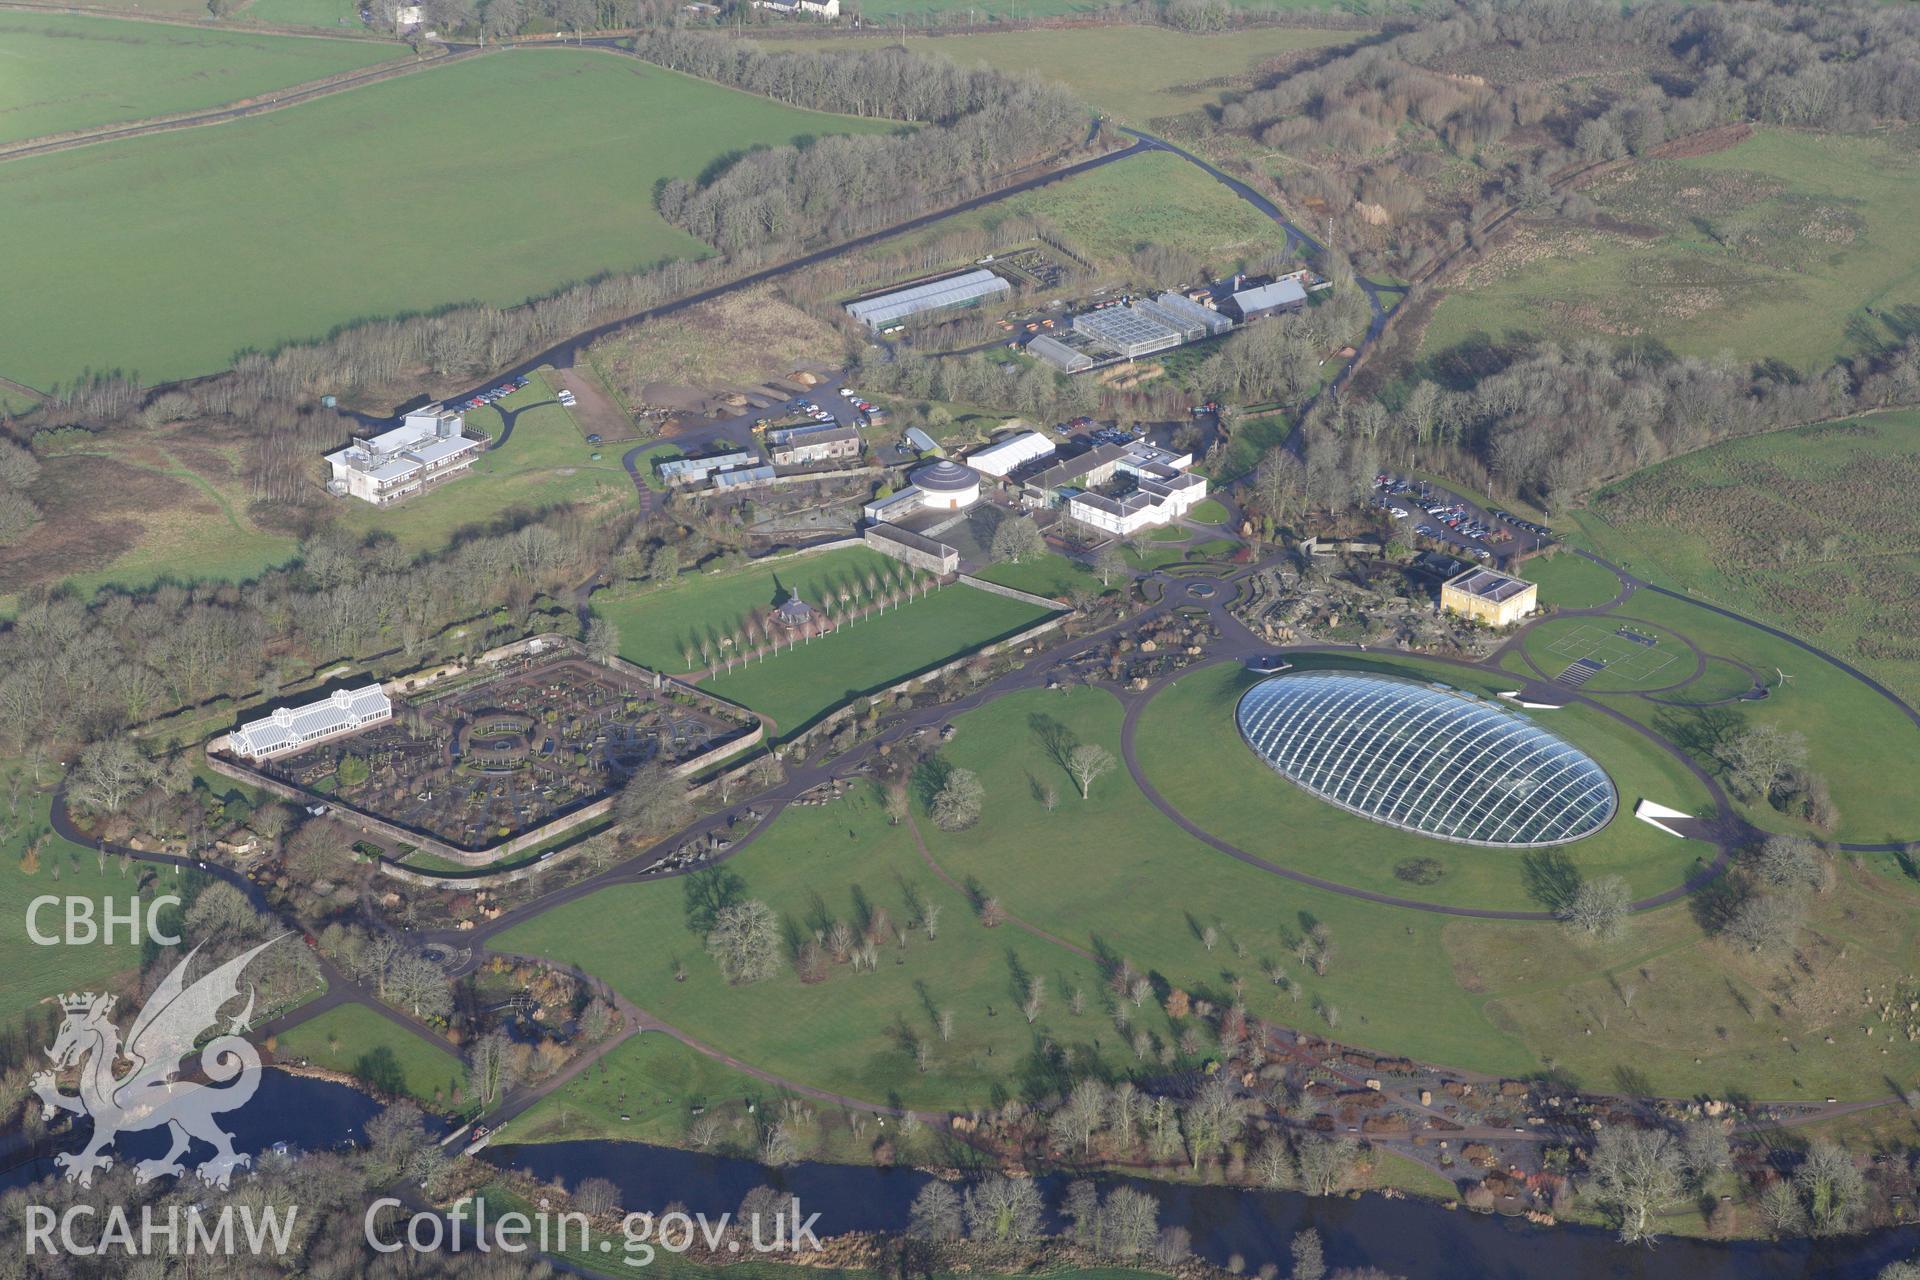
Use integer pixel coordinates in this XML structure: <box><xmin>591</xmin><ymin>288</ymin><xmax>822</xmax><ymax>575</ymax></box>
<box><xmin>324</xmin><ymin>407</ymin><xmax>483</xmax><ymax>505</ymax></box>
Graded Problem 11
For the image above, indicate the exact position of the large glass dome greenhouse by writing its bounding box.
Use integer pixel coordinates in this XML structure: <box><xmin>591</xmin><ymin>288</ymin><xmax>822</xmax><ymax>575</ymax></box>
<box><xmin>1234</xmin><ymin>670</ymin><xmax>1617</xmax><ymax>847</ymax></box>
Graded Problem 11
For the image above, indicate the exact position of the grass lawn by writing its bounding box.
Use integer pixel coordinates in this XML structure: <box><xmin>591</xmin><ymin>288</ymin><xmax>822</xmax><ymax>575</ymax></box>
<box><xmin>241</xmin><ymin>0</ymin><xmax>369</xmax><ymax>29</ymax></box>
<box><xmin>0</xmin><ymin>47</ymin><xmax>894</xmax><ymax>389</ymax></box>
<box><xmin>336</xmin><ymin>372</ymin><xmax>633</xmax><ymax>555</ymax></box>
<box><xmin>1133</xmin><ymin>656</ymin><xmax>1712</xmax><ymax>911</ymax></box>
<box><xmin>1422</xmin><ymin>129</ymin><xmax>1920</xmax><ymax>371</ymax></box>
<box><xmin>596</xmin><ymin>546</ymin><xmax>908</xmax><ymax>673</ymax></box>
<box><xmin>272</xmin><ymin>1003</ymin><xmax>465</xmax><ymax>1106</ymax></box>
<box><xmin>0</xmin><ymin>785</ymin><xmax>155</xmax><ymax>1029</ymax></box>
<box><xmin>1189</xmin><ymin>498</ymin><xmax>1231</xmax><ymax>524</ymax></box>
<box><xmin>625</xmin><ymin>442</ymin><xmax>682</xmax><ymax>491</ymax></box>
<box><xmin>757</xmin><ymin>26</ymin><xmax>1356</xmax><ymax>125</ymax></box>
<box><xmin>492</xmin><ymin>1029</ymin><xmax>907</xmax><ymax>1168</ymax></box>
<box><xmin>1521</xmin><ymin>551</ymin><xmax>1621</xmax><ymax>610</ymax></box>
<box><xmin>0</xmin><ymin>13</ymin><xmax>403</xmax><ymax>145</ymax></box>
<box><xmin>702</xmin><ymin>584</ymin><xmax>1053</xmax><ymax>733</ymax></box>
<box><xmin>973</xmin><ymin>551</ymin><xmax>1099</xmax><ymax>600</ymax></box>
<box><xmin>492</xmin><ymin>1030</ymin><xmax>773</xmax><ymax>1147</ymax></box>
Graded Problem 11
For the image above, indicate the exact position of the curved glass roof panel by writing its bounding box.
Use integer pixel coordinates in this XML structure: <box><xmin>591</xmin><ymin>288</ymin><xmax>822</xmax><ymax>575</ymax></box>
<box><xmin>1235</xmin><ymin>671</ymin><xmax>1616</xmax><ymax>847</ymax></box>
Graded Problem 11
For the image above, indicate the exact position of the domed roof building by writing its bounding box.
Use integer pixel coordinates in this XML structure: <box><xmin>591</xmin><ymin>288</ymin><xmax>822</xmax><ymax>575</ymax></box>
<box><xmin>907</xmin><ymin>460</ymin><xmax>981</xmax><ymax>510</ymax></box>
<box><xmin>1235</xmin><ymin>671</ymin><xmax>1616</xmax><ymax>847</ymax></box>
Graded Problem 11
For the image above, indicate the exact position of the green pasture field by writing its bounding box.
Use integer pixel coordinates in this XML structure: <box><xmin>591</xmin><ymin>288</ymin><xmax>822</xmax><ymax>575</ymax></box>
<box><xmin>0</xmin><ymin>48</ymin><xmax>893</xmax><ymax>389</ymax></box>
<box><xmin>1573</xmin><ymin>411</ymin><xmax>1920</xmax><ymax>709</ymax></box>
<box><xmin>1134</xmin><ymin>656</ymin><xmax>1713</xmax><ymax>911</ymax></box>
<box><xmin>336</xmin><ymin>372</ymin><xmax>633</xmax><ymax>553</ymax></box>
<box><xmin>973</xmin><ymin>551</ymin><xmax>1099</xmax><ymax>599</ymax></box>
<box><xmin>273</xmin><ymin>1003</ymin><xmax>465</xmax><ymax>1105</ymax></box>
<box><xmin>701</xmin><ymin>584</ymin><xmax>1053</xmax><ymax>733</ymax></box>
<box><xmin>818</xmin><ymin>0</ymin><xmax>1360</xmax><ymax>23</ymax></box>
<box><xmin>863</xmin><ymin>149</ymin><xmax>1287</xmax><ymax>275</ymax></box>
<box><xmin>493</xmin><ymin>1030</ymin><xmax>786</xmax><ymax>1148</ymax></box>
<box><xmin>1422</xmin><ymin>129</ymin><xmax>1920</xmax><ymax>371</ymax></box>
<box><xmin>1521</xmin><ymin>550</ymin><xmax>1621</xmax><ymax>610</ymax></box>
<box><xmin>0</xmin><ymin>786</ymin><xmax>154</xmax><ymax>1029</ymax></box>
<box><xmin>241</xmin><ymin>0</ymin><xmax>368</xmax><ymax>29</ymax></box>
<box><xmin>755</xmin><ymin>25</ymin><xmax>1356</xmax><ymax>125</ymax></box>
<box><xmin>0</xmin><ymin>13</ymin><xmax>403</xmax><ymax>145</ymax></box>
<box><xmin>594</xmin><ymin>546</ymin><xmax>910</xmax><ymax>673</ymax></box>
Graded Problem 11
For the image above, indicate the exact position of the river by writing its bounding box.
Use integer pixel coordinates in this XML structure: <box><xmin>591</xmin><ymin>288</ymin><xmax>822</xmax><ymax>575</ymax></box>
<box><xmin>10</xmin><ymin>1070</ymin><xmax>1920</xmax><ymax>1277</ymax></box>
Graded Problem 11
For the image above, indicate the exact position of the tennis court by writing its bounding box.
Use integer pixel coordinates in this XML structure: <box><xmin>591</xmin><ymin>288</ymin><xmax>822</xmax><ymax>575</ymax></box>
<box><xmin>1544</xmin><ymin>622</ymin><xmax>1680</xmax><ymax>685</ymax></box>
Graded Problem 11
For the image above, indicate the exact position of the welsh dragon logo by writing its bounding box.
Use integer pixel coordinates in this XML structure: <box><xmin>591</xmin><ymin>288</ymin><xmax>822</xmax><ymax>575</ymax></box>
<box><xmin>32</xmin><ymin>937</ymin><xmax>280</xmax><ymax>1189</ymax></box>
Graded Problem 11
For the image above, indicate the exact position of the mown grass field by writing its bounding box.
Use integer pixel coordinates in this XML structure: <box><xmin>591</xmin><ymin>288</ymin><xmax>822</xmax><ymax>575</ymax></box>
<box><xmin>1422</xmin><ymin>129</ymin><xmax>1920</xmax><ymax>370</ymax></box>
<box><xmin>496</xmin><ymin>787</ymin><xmax>1131</xmax><ymax>1111</ymax></box>
<box><xmin>701</xmin><ymin>584</ymin><xmax>1052</xmax><ymax>733</ymax></box>
<box><xmin>0</xmin><ymin>785</ymin><xmax>154</xmax><ymax>1029</ymax></box>
<box><xmin>595</xmin><ymin>546</ymin><xmax>910</xmax><ymax>673</ymax></box>
<box><xmin>920</xmin><ymin>686</ymin><xmax>1920</xmax><ymax>1099</ymax></box>
<box><xmin>1563</xmin><ymin>590</ymin><xmax>1920</xmax><ymax>845</ymax></box>
<box><xmin>1520</xmin><ymin>550</ymin><xmax>1622</xmax><ymax>610</ymax></box>
<box><xmin>758</xmin><ymin>25</ymin><xmax>1356</xmax><ymax>125</ymax></box>
<box><xmin>501</xmin><ymin>679</ymin><xmax>1920</xmax><ymax>1110</ymax></box>
<box><xmin>0</xmin><ymin>48</ymin><xmax>894</xmax><ymax>389</ymax></box>
<box><xmin>491</xmin><ymin>1029</ymin><xmax>916</xmax><ymax>1170</ymax></box>
<box><xmin>273</xmin><ymin>1003</ymin><xmax>465</xmax><ymax>1105</ymax></box>
<box><xmin>594</xmin><ymin>546</ymin><xmax>1053</xmax><ymax>732</ymax></box>
<box><xmin>0</xmin><ymin>13</ymin><xmax>404</xmax><ymax>145</ymax></box>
